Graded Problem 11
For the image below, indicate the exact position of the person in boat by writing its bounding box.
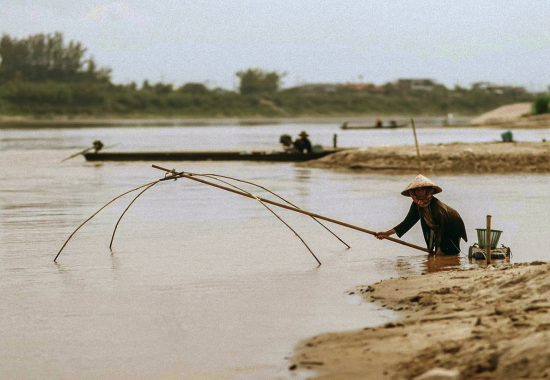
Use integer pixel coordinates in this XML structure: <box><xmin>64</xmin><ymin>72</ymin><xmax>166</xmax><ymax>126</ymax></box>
<box><xmin>92</xmin><ymin>140</ymin><xmax>104</xmax><ymax>153</ymax></box>
<box><xmin>375</xmin><ymin>119</ymin><xmax>383</xmax><ymax>128</ymax></box>
<box><xmin>293</xmin><ymin>131</ymin><xmax>313</xmax><ymax>154</ymax></box>
<box><xmin>279</xmin><ymin>134</ymin><xmax>299</xmax><ymax>153</ymax></box>
<box><xmin>375</xmin><ymin>174</ymin><xmax>467</xmax><ymax>255</ymax></box>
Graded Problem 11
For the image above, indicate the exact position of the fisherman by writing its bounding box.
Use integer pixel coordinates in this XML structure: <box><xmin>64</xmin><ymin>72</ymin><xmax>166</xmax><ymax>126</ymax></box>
<box><xmin>375</xmin><ymin>174</ymin><xmax>467</xmax><ymax>255</ymax></box>
<box><xmin>93</xmin><ymin>140</ymin><xmax>104</xmax><ymax>153</ymax></box>
<box><xmin>279</xmin><ymin>134</ymin><xmax>299</xmax><ymax>153</ymax></box>
<box><xmin>293</xmin><ymin>131</ymin><xmax>313</xmax><ymax>154</ymax></box>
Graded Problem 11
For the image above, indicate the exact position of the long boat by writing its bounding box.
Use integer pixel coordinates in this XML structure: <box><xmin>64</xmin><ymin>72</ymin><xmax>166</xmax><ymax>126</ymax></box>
<box><xmin>83</xmin><ymin>147</ymin><xmax>348</xmax><ymax>162</ymax></box>
<box><xmin>340</xmin><ymin>122</ymin><xmax>408</xmax><ymax>130</ymax></box>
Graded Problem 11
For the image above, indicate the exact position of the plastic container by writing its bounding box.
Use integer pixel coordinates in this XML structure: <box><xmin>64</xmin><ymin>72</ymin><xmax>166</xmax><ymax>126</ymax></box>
<box><xmin>476</xmin><ymin>228</ymin><xmax>503</xmax><ymax>249</ymax></box>
<box><xmin>501</xmin><ymin>131</ymin><xmax>513</xmax><ymax>142</ymax></box>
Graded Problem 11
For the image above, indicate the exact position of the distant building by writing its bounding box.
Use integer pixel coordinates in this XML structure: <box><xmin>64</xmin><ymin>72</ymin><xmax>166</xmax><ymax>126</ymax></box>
<box><xmin>472</xmin><ymin>82</ymin><xmax>527</xmax><ymax>95</ymax></box>
<box><xmin>289</xmin><ymin>83</ymin><xmax>340</xmax><ymax>94</ymax></box>
<box><xmin>342</xmin><ymin>83</ymin><xmax>373</xmax><ymax>91</ymax></box>
<box><xmin>397</xmin><ymin>79</ymin><xmax>437</xmax><ymax>91</ymax></box>
<box><xmin>369</xmin><ymin>85</ymin><xmax>387</xmax><ymax>95</ymax></box>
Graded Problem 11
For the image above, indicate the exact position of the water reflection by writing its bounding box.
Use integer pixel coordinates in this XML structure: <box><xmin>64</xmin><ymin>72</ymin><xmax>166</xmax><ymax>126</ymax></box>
<box><xmin>402</xmin><ymin>253</ymin><xmax>511</xmax><ymax>274</ymax></box>
<box><xmin>391</xmin><ymin>254</ymin><xmax>466</xmax><ymax>276</ymax></box>
<box><xmin>421</xmin><ymin>254</ymin><xmax>462</xmax><ymax>273</ymax></box>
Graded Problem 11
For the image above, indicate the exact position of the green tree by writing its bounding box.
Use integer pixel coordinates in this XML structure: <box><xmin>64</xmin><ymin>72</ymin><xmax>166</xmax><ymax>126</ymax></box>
<box><xmin>153</xmin><ymin>82</ymin><xmax>172</xmax><ymax>94</ymax></box>
<box><xmin>236</xmin><ymin>68</ymin><xmax>281</xmax><ymax>95</ymax></box>
<box><xmin>179</xmin><ymin>82</ymin><xmax>209</xmax><ymax>95</ymax></box>
<box><xmin>0</xmin><ymin>32</ymin><xmax>111</xmax><ymax>84</ymax></box>
<box><xmin>141</xmin><ymin>80</ymin><xmax>152</xmax><ymax>91</ymax></box>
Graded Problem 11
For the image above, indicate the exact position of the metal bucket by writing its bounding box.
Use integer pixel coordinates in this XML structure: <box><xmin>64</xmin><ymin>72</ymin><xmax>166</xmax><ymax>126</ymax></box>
<box><xmin>476</xmin><ymin>228</ymin><xmax>503</xmax><ymax>249</ymax></box>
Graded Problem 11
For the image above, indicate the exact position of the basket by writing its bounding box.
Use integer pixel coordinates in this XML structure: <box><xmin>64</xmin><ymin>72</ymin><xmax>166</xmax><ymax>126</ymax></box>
<box><xmin>476</xmin><ymin>228</ymin><xmax>503</xmax><ymax>249</ymax></box>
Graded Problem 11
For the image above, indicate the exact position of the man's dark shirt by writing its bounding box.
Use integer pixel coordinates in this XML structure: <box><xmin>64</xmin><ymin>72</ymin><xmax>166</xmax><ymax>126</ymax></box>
<box><xmin>293</xmin><ymin>138</ymin><xmax>312</xmax><ymax>153</ymax></box>
<box><xmin>393</xmin><ymin>197</ymin><xmax>467</xmax><ymax>255</ymax></box>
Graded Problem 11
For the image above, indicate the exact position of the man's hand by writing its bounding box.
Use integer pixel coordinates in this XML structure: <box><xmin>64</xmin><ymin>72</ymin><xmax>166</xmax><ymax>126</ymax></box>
<box><xmin>375</xmin><ymin>229</ymin><xmax>396</xmax><ymax>240</ymax></box>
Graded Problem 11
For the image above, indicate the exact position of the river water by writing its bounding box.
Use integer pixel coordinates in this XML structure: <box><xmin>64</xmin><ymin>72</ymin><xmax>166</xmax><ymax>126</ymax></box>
<box><xmin>1</xmin><ymin>120</ymin><xmax>549</xmax><ymax>379</ymax></box>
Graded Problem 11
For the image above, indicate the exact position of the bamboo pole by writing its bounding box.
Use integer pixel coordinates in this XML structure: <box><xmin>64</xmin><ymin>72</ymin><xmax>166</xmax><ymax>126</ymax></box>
<box><xmin>193</xmin><ymin>173</ymin><xmax>322</xmax><ymax>265</ymax></box>
<box><xmin>61</xmin><ymin>143</ymin><xmax>118</xmax><ymax>162</ymax></box>
<box><xmin>486</xmin><ymin>215</ymin><xmax>492</xmax><ymax>265</ymax></box>
<box><xmin>54</xmin><ymin>180</ymin><xmax>161</xmax><ymax>262</ymax></box>
<box><xmin>109</xmin><ymin>182</ymin><xmax>159</xmax><ymax>249</ymax></box>
<box><xmin>411</xmin><ymin>118</ymin><xmax>423</xmax><ymax>174</ymax></box>
<box><xmin>153</xmin><ymin>165</ymin><xmax>433</xmax><ymax>254</ymax></box>
<box><xmin>195</xmin><ymin>172</ymin><xmax>350</xmax><ymax>248</ymax></box>
<box><xmin>61</xmin><ymin>147</ymin><xmax>94</xmax><ymax>162</ymax></box>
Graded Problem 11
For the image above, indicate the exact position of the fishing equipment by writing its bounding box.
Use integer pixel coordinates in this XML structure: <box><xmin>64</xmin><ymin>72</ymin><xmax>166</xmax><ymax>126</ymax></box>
<box><xmin>410</xmin><ymin>118</ymin><xmax>423</xmax><ymax>174</ymax></box>
<box><xmin>55</xmin><ymin>166</ymin><xmax>348</xmax><ymax>264</ymax></box>
<box><xmin>467</xmin><ymin>215</ymin><xmax>511</xmax><ymax>261</ymax></box>
<box><xmin>54</xmin><ymin>165</ymin><xmax>432</xmax><ymax>264</ymax></box>
<box><xmin>54</xmin><ymin>180</ymin><xmax>161</xmax><ymax>262</ymax></box>
<box><xmin>62</xmin><ymin>140</ymin><xmax>118</xmax><ymax>162</ymax></box>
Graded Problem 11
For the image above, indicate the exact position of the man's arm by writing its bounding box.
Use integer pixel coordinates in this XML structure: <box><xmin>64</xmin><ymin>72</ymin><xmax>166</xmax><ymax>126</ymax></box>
<box><xmin>392</xmin><ymin>202</ymin><xmax>420</xmax><ymax>238</ymax></box>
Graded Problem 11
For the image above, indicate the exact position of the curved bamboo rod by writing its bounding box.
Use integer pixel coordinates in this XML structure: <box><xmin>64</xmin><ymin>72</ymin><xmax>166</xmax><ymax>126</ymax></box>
<box><xmin>154</xmin><ymin>165</ymin><xmax>432</xmax><ymax>254</ymax></box>
<box><xmin>190</xmin><ymin>172</ymin><xmax>350</xmax><ymax>248</ymax></box>
<box><xmin>109</xmin><ymin>182</ymin><xmax>159</xmax><ymax>250</ymax></box>
<box><xmin>196</xmin><ymin>174</ymin><xmax>321</xmax><ymax>265</ymax></box>
<box><xmin>54</xmin><ymin>180</ymin><xmax>160</xmax><ymax>262</ymax></box>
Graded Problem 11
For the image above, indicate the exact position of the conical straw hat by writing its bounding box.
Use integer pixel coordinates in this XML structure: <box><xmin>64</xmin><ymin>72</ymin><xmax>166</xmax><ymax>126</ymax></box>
<box><xmin>401</xmin><ymin>174</ymin><xmax>442</xmax><ymax>196</ymax></box>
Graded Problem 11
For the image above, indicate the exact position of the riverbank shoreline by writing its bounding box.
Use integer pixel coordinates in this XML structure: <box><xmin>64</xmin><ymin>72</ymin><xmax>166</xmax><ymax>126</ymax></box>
<box><xmin>1</xmin><ymin>102</ymin><xmax>548</xmax><ymax>128</ymax></box>
<box><xmin>303</xmin><ymin>141</ymin><xmax>550</xmax><ymax>174</ymax></box>
<box><xmin>0</xmin><ymin>114</ymin><xmax>459</xmax><ymax>127</ymax></box>
<box><xmin>289</xmin><ymin>260</ymin><xmax>550</xmax><ymax>380</ymax></box>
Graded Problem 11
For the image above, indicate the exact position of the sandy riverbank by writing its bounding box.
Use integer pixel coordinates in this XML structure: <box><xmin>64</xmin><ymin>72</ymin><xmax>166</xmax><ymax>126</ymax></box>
<box><xmin>289</xmin><ymin>261</ymin><xmax>550</xmax><ymax>380</ymax></box>
<box><xmin>303</xmin><ymin>141</ymin><xmax>550</xmax><ymax>174</ymax></box>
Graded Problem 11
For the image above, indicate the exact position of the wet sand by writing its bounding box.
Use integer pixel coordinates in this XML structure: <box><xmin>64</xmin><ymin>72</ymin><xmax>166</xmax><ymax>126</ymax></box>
<box><xmin>303</xmin><ymin>141</ymin><xmax>550</xmax><ymax>174</ymax></box>
<box><xmin>289</xmin><ymin>261</ymin><xmax>550</xmax><ymax>380</ymax></box>
<box><xmin>297</xmin><ymin>106</ymin><xmax>550</xmax><ymax>174</ymax></box>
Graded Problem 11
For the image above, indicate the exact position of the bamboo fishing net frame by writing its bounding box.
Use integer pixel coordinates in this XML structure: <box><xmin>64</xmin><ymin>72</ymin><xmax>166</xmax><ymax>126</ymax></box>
<box><xmin>54</xmin><ymin>165</ymin><xmax>432</xmax><ymax>264</ymax></box>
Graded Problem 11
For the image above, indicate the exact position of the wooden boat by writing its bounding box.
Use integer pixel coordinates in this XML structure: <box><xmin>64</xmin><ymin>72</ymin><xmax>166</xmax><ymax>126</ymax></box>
<box><xmin>83</xmin><ymin>148</ymin><xmax>348</xmax><ymax>162</ymax></box>
<box><xmin>340</xmin><ymin>122</ymin><xmax>408</xmax><ymax>130</ymax></box>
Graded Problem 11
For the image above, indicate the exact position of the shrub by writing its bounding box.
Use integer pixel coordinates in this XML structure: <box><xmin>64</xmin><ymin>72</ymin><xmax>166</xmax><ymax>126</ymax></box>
<box><xmin>533</xmin><ymin>96</ymin><xmax>550</xmax><ymax>115</ymax></box>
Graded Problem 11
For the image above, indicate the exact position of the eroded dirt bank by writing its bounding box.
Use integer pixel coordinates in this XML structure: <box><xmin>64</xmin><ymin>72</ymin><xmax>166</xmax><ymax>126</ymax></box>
<box><xmin>289</xmin><ymin>261</ymin><xmax>550</xmax><ymax>380</ymax></box>
<box><xmin>304</xmin><ymin>142</ymin><xmax>550</xmax><ymax>174</ymax></box>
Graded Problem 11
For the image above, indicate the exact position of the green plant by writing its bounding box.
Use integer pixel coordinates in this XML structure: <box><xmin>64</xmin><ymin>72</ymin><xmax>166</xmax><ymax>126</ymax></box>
<box><xmin>533</xmin><ymin>95</ymin><xmax>550</xmax><ymax>115</ymax></box>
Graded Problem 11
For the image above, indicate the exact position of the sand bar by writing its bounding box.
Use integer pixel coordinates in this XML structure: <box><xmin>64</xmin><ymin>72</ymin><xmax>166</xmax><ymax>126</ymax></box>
<box><xmin>303</xmin><ymin>141</ymin><xmax>550</xmax><ymax>174</ymax></box>
<box><xmin>289</xmin><ymin>261</ymin><xmax>550</xmax><ymax>380</ymax></box>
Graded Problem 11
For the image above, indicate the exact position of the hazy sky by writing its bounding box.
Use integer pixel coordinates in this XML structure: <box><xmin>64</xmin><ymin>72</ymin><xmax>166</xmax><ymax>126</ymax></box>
<box><xmin>3</xmin><ymin>1</ymin><xmax>549</xmax><ymax>91</ymax></box>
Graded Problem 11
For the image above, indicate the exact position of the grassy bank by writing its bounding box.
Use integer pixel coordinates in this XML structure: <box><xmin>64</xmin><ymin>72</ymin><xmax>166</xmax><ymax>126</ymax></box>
<box><xmin>0</xmin><ymin>81</ymin><xmax>536</xmax><ymax>122</ymax></box>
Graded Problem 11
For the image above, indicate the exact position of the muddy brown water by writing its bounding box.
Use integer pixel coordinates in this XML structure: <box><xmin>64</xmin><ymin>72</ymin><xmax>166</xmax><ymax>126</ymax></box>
<box><xmin>1</xmin><ymin>122</ymin><xmax>549</xmax><ymax>379</ymax></box>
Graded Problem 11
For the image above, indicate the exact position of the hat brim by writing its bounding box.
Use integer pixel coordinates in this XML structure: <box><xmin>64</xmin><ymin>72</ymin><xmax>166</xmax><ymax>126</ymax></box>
<box><xmin>401</xmin><ymin>185</ymin><xmax>442</xmax><ymax>197</ymax></box>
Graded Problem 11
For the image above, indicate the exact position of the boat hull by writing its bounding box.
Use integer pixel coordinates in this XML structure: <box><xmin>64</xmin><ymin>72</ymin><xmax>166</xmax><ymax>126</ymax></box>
<box><xmin>83</xmin><ymin>149</ymin><xmax>344</xmax><ymax>162</ymax></box>
<box><xmin>340</xmin><ymin>123</ymin><xmax>408</xmax><ymax>130</ymax></box>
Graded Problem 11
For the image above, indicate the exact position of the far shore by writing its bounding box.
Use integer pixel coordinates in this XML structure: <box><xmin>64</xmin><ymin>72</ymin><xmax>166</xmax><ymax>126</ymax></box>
<box><xmin>0</xmin><ymin>114</ymin><xmax>465</xmax><ymax>127</ymax></box>
<box><xmin>289</xmin><ymin>260</ymin><xmax>550</xmax><ymax>380</ymax></box>
<box><xmin>1</xmin><ymin>110</ymin><xmax>549</xmax><ymax>130</ymax></box>
<box><xmin>1</xmin><ymin>102</ymin><xmax>549</xmax><ymax>129</ymax></box>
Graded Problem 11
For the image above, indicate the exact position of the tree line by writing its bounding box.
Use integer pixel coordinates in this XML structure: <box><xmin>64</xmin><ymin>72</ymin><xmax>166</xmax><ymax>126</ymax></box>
<box><xmin>0</xmin><ymin>32</ymin><xmax>543</xmax><ymax>118</ymax></box>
